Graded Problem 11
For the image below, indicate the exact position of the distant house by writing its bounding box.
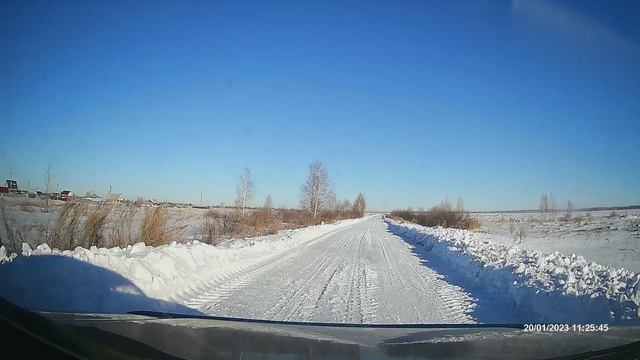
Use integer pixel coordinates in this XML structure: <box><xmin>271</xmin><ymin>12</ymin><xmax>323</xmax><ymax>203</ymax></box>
<box><xmin>60</xmin><ymin>190</ymin><xmax>76</xmax><ymax>201</ymax></box>
<box><xmin>6</xmin><ymin>180</ymin><xmax>18</xmax><ymax>191</ymax></box>
<box><xmin>106</xmin><ymin>193</ymin><xmax>125</xmax><ymax>203</ymax></box>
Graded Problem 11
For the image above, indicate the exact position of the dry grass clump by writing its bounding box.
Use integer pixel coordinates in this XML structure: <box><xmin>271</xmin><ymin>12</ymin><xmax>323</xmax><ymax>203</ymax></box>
<box><xmin>201</xmin><ymin>208</ymin><xmax>313</xmax><ymax>244</ymax></box>
<box><xmin>50</xmin><ymin>200</ymin><xmax>87</xmax><ymax>250</ymax></box>
<box><xmin>140</xmin><ymin>206</ymin><xmax>171</xmax><ymax>247</ymax></box>
<box><xmin>79</xmin><ymin>204</ymin><xmax>111</xmax><ymax>248</ymax></box>
<box><xmin>270</xmin><ymin>214</ymin><xmax>283</xmax><ymax>235</ymax></box>
<box><xmin>282</xmin><ymin>209</ymin><xmax>315</xmax><ymax>227</ymax></box>
<box><xmin>1</xmin><ymin>204</ymin><xmax>22</xmax><ymax>254</ymax></box>
<box><xmin>202</xmin><ymin>216</ymin><xmax>221</xmax><ymax>244</ymax></box>
<box><xmin>390</xmin><ymin>199</ymin><xmax>480</xmax><ymax>230</ymax></box>
<box><xmin>110</xmin><ymin>203</ymin><xmax>140</xmax><ymax>247</ymax></box>
<box><xmin>466</xmin><ymin>218</ymin><xmax>482</xmax><ymax>230</ymax></box>
<box><xmin>202</xmin><ymin>210</ymin><xmax>242</xmax><ymax>241</ymax></box>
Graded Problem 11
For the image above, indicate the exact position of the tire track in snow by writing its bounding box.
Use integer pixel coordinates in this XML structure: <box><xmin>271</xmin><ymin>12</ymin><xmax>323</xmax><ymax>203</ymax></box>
<box><xmin>277</xmin><ymin>232</ymin><xmax>356</xmax><ymax>322</ymax></box>
<box><xmin>184</xmin><ymin>217</ymin><xmax>476</xmax><ymax>324</ymax></box>
<box><xmin>182</xmin><ymin>226</ymin><xmax>354</xmax><ymax>313</ymax></box>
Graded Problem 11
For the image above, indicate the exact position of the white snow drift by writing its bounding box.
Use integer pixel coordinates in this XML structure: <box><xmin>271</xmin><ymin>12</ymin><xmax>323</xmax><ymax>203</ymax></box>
<box><xmin>0</xmin><ymin>218</ymin><xmax>362</xmax><ymax>314</ymax></box>
<box><xmin>386</xmin><ymin>219</ymin><xmax>640</xmax><ymax>324</ymax></box>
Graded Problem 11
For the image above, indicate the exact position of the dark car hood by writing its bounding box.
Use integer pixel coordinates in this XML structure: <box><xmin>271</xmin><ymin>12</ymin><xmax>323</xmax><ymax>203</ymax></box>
<box><xmin>3</xmin><ymin>297</ymin><xmax>640</xmax><ymax>359</ymax></box>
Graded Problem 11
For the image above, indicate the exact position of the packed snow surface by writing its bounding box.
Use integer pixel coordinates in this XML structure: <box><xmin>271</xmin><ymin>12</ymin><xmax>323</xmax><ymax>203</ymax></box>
<box><xmin>1</xmin><ymin>216</ymin><xmax>639</xmax><ymax>324</ymax></box>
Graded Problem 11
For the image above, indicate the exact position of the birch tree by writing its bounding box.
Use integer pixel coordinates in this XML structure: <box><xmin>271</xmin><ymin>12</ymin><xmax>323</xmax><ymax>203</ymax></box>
<box><xmin>300</xmin><ymin>161</ymin><xmax>329</xmax><ymax>219</ymax></box>
<box><xmin>235</xmin><ymin>168</ymin><xmax>254</xmax><ymax>218</ymax></box>
<box><xmin>326</xmin><ymin>190</ymin><xmax>338</xmax><ymax>213</ymax></box>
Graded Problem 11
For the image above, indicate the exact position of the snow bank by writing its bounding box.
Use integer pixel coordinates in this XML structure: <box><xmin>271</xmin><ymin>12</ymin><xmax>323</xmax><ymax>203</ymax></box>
<box><xmin>387</xmin><ymin>220</ymin><xmax>640</xmax><ymax>324</ymax></box>
<box><xmin>0</xmin><ymin>218</ymin><xmax>362</xmax><ymax>314</ymax></box>
<box><xmin>474</xmin><ymin>210</ymin><xmax>640</xmax><ymax>272</ymax></box>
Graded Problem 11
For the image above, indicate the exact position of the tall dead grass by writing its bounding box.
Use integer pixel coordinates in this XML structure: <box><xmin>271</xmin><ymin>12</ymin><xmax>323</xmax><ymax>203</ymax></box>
<box><xmin>79</xmin><ymin>204</ymin><xmax>111</xmax><ymax>248</ymax></box>
<box><xmin>202</xmin><ymin>210</ymin><xmax>241</xmax><ymax>242</ymax></box>
<box><xmin>1</xmin><ymin>204</ymin><xmax>22</xmax><ymax>254</ymax></box>
<box><xmin>202</xmin><ymin>216</ymin><xmax>220</xmax><ymax>244</ymax></box>
<box><xmin>390</xmin><ymin>199</ymin><xmax>481</xmax><ymax>230</ymax></box>
<box><xmin>50</xmin><ymin>201</ymin><xmax>87</xmax><ymax>250</ymax></box>
<box><xmin>140</xmin><ymin>206</ymin><xmax>174</xmax><ymax>246</ymax></box>
<box><xmin>110</xmin><ymin>203</ymin><xmax>140</xmax><ymax>247</ymax></box>
<box><xmin>200</xmin><ymin>207</ymin><xmax>347</xmax><ymax>245</ymax></box>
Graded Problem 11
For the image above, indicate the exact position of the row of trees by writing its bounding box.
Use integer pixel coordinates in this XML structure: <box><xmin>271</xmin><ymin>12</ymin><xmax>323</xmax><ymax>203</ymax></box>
<box><xmin>299</xmin><ymin>161</ymin><xmax>366</xmax><ymax>219</ymax></box>
<box><xmin>233</xmin><ymin>161</ymin><xmax>366</xmax><ymax>220</ymax></box>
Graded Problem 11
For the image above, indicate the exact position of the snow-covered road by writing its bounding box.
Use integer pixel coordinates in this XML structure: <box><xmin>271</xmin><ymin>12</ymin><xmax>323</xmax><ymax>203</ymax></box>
<box><xmin>184</xmin><ymin>217</ymin><xmax>475</xmax><ymax>323</ymax></box>
<box><xmin>2</xmin><ymin>215</ymin><xmax>637</xmax><ymax>324</ymax></box>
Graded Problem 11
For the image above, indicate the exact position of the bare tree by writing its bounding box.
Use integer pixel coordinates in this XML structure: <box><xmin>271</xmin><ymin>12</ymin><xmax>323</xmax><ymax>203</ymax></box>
<box><xmin>549</xmin><ymin>193</ymin><xmax>557</xmax><ymax>218</ymax></box>
<box><xmin>566</xmin><ymin>200</ymin><xmax>574</xmax><ymax>219</ymax></box>
<box><xmin>299</xmin><ymin>161</ymin><xmax>330</xmax><ymax>219</ymax></box>
<box><xmin>326</xmin><ymin>190</ymin><xmax>338</xmax><ymax>213</ymax></box>
<box><xmin>539</xmin><ymin>193</ymin><xmax>549</xmax><ymax>220</ymax></box>
<box><xmin>235</xmin><ymin>168</ymin><xmax>254</xmax><ymax>218</ymax></box>
<box><xmin>353</xmin><ymin>193</ymin><xmax>366</xmax><ymax>218</ymax></box>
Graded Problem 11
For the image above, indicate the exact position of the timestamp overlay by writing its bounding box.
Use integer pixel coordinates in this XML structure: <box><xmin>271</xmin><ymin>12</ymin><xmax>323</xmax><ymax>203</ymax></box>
<box><xmin>524</xmin><ymin>324</ymin><xmax>610</xmax><ymax>332</ymax></box>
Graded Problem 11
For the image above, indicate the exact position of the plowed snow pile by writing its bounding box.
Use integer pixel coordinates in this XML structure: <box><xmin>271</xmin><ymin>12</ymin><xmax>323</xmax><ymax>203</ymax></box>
<box><xmin>387</xmin><ymin>220</ymin><xmax>640</xmax><ymax>324</ymax></box>
<box><xmin>0</xmin><ymin>218</ymin><xmax>362</xmax><ymax>314</ymax></box>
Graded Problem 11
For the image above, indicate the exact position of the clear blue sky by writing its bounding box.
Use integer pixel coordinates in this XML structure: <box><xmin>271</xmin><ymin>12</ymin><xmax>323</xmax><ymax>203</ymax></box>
<box><xmin>1</xmin><ymin>0</ymin><xmax>639</xmax><ymax>211</ymax></box>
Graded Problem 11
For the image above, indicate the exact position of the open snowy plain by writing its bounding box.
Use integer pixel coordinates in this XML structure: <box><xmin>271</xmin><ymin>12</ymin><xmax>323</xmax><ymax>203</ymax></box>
<box><xmin>473</xmin><ymin>210</ymin><xmax>640</xmax><ymax>272</ymax></box>
<box><xmin>1</xmin><ymin>213</ymin><xmax>639</xmax><ymax>324</ymax></box>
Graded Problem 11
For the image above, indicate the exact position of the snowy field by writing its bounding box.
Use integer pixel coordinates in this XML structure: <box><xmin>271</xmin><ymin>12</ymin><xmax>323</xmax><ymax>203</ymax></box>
<box><xmin>472</xmin><ymin>209</ymin><xmax>640</xmax><ymax>272</ymax></box>
<box><xmin>0</xmin><ymin>197</ymin><xmax>239</xmax><ymax>248</ymax></box>
<box><xmin>1</xmin><ymin>214</ymin><xmax>639</xmax><ymax>325</ymax></box>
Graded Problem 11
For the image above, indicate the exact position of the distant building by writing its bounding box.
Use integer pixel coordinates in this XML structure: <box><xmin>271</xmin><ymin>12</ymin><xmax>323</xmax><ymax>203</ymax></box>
<box><xmin>106</xmin><ymin>193</ymin><xmax>125</xmax><ymax>203</ymax></box>
<box><xmin>60</xmin><ymin>190</ymin><xmax>76</xmax><ymax>201</ymax></box>
<box><xmin>6</xmin><ymin>180</ymin><xmax>17</xmax><ymax>191</ymax></box>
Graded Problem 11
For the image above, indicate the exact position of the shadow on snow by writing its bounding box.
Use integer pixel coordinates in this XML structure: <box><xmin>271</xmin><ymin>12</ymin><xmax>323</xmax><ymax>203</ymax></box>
<box><xmin>0</xmin><ymin>255</ymin><xmax>205</xmax><ymax>316</ymax></box>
